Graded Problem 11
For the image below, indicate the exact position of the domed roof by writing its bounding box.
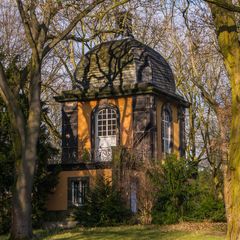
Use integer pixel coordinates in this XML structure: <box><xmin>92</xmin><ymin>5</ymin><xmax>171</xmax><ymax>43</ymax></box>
<box><xmin>74</xmin><ymin>37</ymin><xmax>176</xmax><ymax>95</ymax></box>
<box><xmin>55</xmin><ymin>37</ymin><xmax>189</xmax><ymax>106</ymax></box>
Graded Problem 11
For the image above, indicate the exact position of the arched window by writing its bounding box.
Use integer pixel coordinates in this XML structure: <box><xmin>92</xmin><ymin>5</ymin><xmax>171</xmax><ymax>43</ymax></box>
<box><xmin>162</xmin><ymin>105</ymin><xmax>172</xmax><ymax>154</ymax></box>
<box><xmin>97</xmin><ymin>108</ymin><xmax>117</xmax><ymax>138</ymax></box>
<box><xmin>93</xmin><ymin>106</ymin><xmax>119</xmax><ymax>161</ymax></box>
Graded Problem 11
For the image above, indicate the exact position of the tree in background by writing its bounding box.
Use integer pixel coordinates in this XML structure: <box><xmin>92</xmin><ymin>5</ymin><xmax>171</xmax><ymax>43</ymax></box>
<box><xmin>0</xmin><ymin>1</ymin><xmax>130</xmax><ymax>238</ymax></box>
<box><xmin>0</xmin><ymin>95</ymin><xmax>59</xmax><ymax>233</ymax></box>
<box><xmin>0</xmin><ymin>96</ymin><xmax>59</xmax><ymax>234</ymax></box>
<box><xmin>172</xmin><ymin>1</ymin><xmax>240</xmax><ymax>238</ymax></box>
<box><xmin>0</xmin><ymin>99</ymin><xmax>13</xmax><ymax>234</ymax></box>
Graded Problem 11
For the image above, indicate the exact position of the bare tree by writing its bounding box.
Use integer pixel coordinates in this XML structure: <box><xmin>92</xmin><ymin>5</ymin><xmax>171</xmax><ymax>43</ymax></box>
<box><xmin>0</xmin><ymin>1</ymin><xmax>129</xmax><ymax>239</ymax></box>
<box><xmin>170</xmin><ymin>0</ymin><xmax>240</xmax><ymax>238</ymax></box>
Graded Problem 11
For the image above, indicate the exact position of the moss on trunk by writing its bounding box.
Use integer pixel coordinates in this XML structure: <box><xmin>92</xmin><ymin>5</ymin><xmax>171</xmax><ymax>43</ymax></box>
<box><xmin>209</xmin><ymin>2</ymin><xmax>240</xmax><ymax>239</ymax></box>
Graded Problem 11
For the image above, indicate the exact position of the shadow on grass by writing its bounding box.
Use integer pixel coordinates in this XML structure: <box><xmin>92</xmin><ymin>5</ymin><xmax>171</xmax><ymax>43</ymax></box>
<box><xmin>40</xmin><ymin>225</ymin><xmax>207</xmax><ymax>240</ymax></box>
<box><xmin>61</xmin><ymin>228</ymin><xmax>183</xmax><ymax>240</ymax></box>
<box><xmin>0</xmin><ymin>225</ymin><xmax>225</xmax><ymax>240</ymax></box>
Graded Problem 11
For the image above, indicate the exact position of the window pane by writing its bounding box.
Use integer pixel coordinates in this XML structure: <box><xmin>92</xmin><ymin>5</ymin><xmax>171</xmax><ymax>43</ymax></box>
<box><xmin>162</xmin><ymin>109</ymin><xmax>171</xmax><ymax>153</ymax></box>
<box><xmin>96</xmin><ymin>108</ymin><xmax>118</xmax><ymax>137</ymax></box>
<box><xmin>71</xmin><ymin>179</ymin><xmax>88</xmax><ymax>206</ymax></box>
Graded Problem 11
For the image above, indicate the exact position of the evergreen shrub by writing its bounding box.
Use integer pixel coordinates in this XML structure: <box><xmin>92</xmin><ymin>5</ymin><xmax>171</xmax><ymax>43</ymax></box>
<box><xmin>151</xmin><ymin>155</ymin><xmax>225</xmax><ymax>224</ymax></box>
<box><xmin>74</xmin><ymin>176</ymin><xmax>132</xmax><ymax>227</ymax></box>
<box><xmin>0</xmin><ymin>99</ymin><xmax>60</xmax><ymax>233</ymax></box>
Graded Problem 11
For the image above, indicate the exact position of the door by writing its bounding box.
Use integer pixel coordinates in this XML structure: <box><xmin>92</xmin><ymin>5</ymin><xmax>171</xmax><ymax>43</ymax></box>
<box><xmin>95</xmin><ymin>107</ymin><xmax>118</xmax><ymax>161</ymax></box>
<box><xmin>130</xmin><ymin>180</ymin><xmax>137</xmax><ymax>213</ymax></box>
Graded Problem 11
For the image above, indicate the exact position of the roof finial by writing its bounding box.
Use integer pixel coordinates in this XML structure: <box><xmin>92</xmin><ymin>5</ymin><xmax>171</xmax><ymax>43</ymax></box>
<box><xmin>115</xmin><ymin>10</ymin><xmax>134</xmax><ymax>39</ymax></box>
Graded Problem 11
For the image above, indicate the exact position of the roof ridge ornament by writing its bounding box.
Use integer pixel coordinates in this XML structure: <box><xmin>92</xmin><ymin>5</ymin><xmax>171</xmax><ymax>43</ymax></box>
<box><xmin>114</xmin><ymin>10</ymin><xmax>134</xmax><ymax>39</ymax></box>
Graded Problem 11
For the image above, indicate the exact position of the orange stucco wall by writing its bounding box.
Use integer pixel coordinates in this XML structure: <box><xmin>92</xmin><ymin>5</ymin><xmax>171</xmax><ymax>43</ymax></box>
<box><xmin>47</xmin><ymin>169</ymin><xmax>112</xmax><ymax>211</ymax></box>
<box><xmin>47</xmin><ymin>96</ymin><xmax>182</xmax><ymax>211</ymax></box>
<box><xmin>47</xmin><ymin>97</ymin><xmax>132</xmax><ymax>211</ymax></box>
<box><xmin>78</xmin><ymin>97</ymin><xmax>133</xmax><ymax>158</ymax></box>
<box><xmin>172</xmin><ymin>103</ymin><xmax>180</xmax><ymax>154</ymax></box>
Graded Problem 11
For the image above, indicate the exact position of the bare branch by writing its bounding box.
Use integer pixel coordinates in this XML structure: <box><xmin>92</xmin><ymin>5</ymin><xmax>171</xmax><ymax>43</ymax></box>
<box><xmin>43</xmin><ymin>0</ymin><xmax>106</xmax><ymax>56</ymax></box>
<box><xmin>191</xmin><ymin>78</ymin><xmax>219</xmax><ymax>109</ymax></box>
<box><xmin>47</xmin><ymin>29</ymin><xmax>119</xmax><ymax>43</ymax></box>
<box><xmin>15</xmin><ymin>0</ymin><xmax>37</xmax><ymax>50</ymax></box>
<box><xmin>42</xmin><ymin>111</ymin><xmax>61</xmax><ymax>139</ymax></box>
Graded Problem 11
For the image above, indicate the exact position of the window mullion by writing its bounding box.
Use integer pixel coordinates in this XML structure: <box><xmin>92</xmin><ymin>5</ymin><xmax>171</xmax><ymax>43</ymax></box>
<box><xmin>106</xmin><ymin>108</ymin><xmax>108</xmax><ymax>136</ymax></box>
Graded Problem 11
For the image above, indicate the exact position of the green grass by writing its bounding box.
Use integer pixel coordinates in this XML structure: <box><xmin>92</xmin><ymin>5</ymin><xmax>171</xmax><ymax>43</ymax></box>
<box><xmin>0</xmin><ymin>225</ymin><xmax>226</xmax><ymax>240</ymax></box>
<box><xmin>42</xmin><ymin>225</ymin><xmax>225</xmax><ymax>240</ymax></box>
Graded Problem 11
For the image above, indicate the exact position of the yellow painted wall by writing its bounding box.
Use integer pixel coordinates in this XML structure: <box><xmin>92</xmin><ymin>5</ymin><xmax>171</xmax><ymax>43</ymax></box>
<box><xmin>47</xmin><ymin>97</ymin><xmax>132</xmax><ymax>211</ymax></box>
<box><xmin>47</xmin><ymin>169</ymin><xmax>112</xmax><ymax>211</ymax></box>
<box><xmin>78</xmin><ymin>97</ymin><xmax>133</xmax><ymax>158</ymax></box>
<box><xmin>172</xmin><ymin>103</ymin><xmax>180</xmax><ymax>154</ymax></box>
<box><xmin>47</xmin><ymin>96</ymin><xmax>182</xmax><ymax>211</ymax></box>
<box><xmin>156</xmin><ymin>98</ymin><xmax>180</xmax><ymax>160</ymax></box>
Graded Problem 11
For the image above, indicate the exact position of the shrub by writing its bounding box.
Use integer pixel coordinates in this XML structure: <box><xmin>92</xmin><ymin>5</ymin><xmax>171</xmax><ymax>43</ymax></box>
<box><xmin>184</xmin><ymin>172</ymin><xmax>225</xmax><ymax>222</ymax></box>
<box><xmin>74</xmin><ymin>176</ymin><xmax>132</xmax><ymax>227</ymax></box>
<box><xmin>150</xmin><ymin>155</ymin><xmax>191</xmax><ymax>224</ymax></box>
<box><xmin>151</xmin><ymin>154</ymin><xmax>225</xmax><ymax>224</ymax></box>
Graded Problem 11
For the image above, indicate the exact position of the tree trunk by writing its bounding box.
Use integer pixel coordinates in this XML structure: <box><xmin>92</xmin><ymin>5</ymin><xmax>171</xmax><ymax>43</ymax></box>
<box><xmin>10</xmin><ymin>137</ymin><xmax>39</xmax><ymax>239</ymax></box>
<box><xmin>9</xmin><ymin>64</ymin><xmax>41</xmax><ymax>239</ymax></box>
<box><xmin>208</xmin><ymin>2</ymin><xmax>240</xmax><ymax>238</ymax></box>
<box><xmin>226</xmin><ymin>81</ymin><xmax>240</xmax><ymax>239</ymax></box>
<box><xmin>216</xmin><ymin>110</ymin><xmax>231</xmax><ymax>223</ymax></box>
<box><xmin>11</xmin><ymin>162</ymin><xmax>33</xmax><ymax>240</ymax></box>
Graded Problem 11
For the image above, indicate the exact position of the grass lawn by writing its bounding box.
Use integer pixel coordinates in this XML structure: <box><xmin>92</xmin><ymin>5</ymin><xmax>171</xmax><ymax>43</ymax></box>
<box><xmin>0</xmin><ymin>223</ymin><xmax>226</xmax><ymax>240</ymax></box>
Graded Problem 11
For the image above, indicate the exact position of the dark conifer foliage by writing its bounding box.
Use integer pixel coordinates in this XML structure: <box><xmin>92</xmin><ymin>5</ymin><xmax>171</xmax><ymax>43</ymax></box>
<box><xmin>0</xmin><ymin>97</ymin><xmax>59</xmax><ymax>233</ymax></box>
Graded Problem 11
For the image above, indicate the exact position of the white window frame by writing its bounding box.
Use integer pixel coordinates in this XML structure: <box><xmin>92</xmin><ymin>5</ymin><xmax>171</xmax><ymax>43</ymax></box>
<box><xmin>96</xmin><ymin>108</ymin><xmax>117</xmax><ymax>137</ymax></box>
<box><xmin>95</xmin><ymin>107</ymin><xmax>118</xmax><ymax>161</ymax></box>
<box><xmin>71</xmin><ymin>179</ymin><xmax>88</xmax><ymax>206</ymax></box>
